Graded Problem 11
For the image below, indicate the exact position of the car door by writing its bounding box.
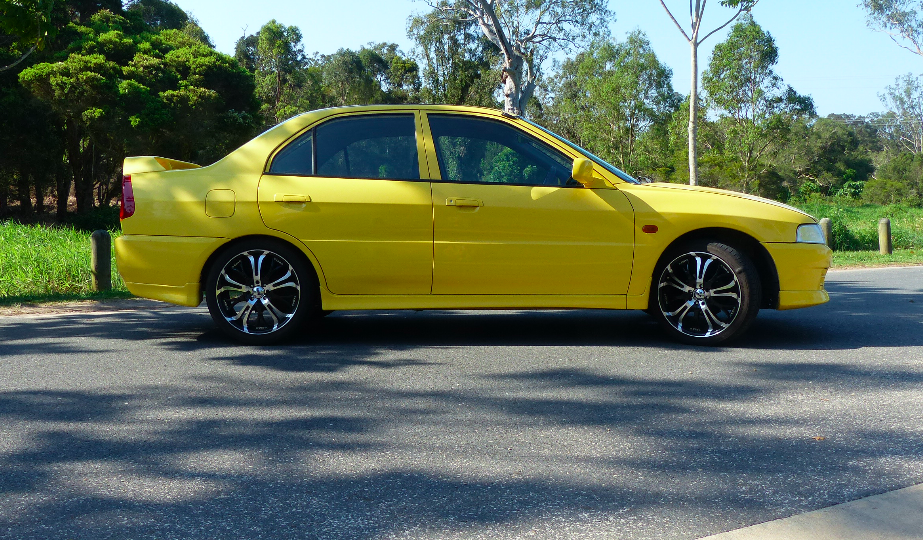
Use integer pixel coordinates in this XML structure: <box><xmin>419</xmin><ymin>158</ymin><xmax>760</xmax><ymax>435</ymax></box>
<box><xmin>425</xmin><ymin>113</ymin><xmax>635</xmax><ymax>296</ymax></box>
<box><xmin>258</xmin><ymin>112</ymin><xmax>434</xmax><ymax>295</ymax></box>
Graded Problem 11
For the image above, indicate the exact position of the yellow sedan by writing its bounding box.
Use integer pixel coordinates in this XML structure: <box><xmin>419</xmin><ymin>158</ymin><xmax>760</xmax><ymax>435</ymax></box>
<box><xmin>115</xmin><ymin>105</ymin><xmax>831</xmax><ymax>345</ymax></box>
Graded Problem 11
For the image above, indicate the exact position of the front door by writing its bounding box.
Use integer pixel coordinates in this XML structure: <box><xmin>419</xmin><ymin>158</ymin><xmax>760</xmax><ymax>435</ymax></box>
<box><xmin>259</xmin><ymin>112</ymin><xmax>433</xmax><ymax>295</ymax></box>
<box><xmin>426</xmin><ymin>114</ymin><xmax>635</xmax><ymax>296</ymax></box>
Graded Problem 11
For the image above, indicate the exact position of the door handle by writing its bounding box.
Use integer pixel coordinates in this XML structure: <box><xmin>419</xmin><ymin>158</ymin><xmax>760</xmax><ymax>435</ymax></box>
<box><xmin>273</xmin><ymin>194</ymin><xmax>311</xmax><ymax>203</ymax></box>
<box><xmin>445</xmin><ymin>198</ymin><xmax>483</xmax><ymax>207</ymax></box>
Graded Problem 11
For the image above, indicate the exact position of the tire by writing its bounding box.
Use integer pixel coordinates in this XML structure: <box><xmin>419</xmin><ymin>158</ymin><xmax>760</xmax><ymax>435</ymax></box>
<box><xmin>651</xmin><ymin>240</ymin><xmax>761</xmax><ymax>345</ymax></box>
<box><xmin>205</xmin><ymin>239</ymin><xmax>316</xmax><ymax>345</ymax></box>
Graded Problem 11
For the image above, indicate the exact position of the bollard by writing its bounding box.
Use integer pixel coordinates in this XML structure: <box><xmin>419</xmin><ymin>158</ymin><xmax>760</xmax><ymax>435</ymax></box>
<box><xmin>90</xmin><ymin>230</ymin><xmax>111</xmax><ymax>291</ymax></box>
<box><xmin>819</xmin><ymin>218</ymin><xmax>832</xmax><ymax>247</ymax></box>
<box><xmin>878</xmin><ymin>218</ymin><xmax>893</xmax><ymax>255</ymax></box>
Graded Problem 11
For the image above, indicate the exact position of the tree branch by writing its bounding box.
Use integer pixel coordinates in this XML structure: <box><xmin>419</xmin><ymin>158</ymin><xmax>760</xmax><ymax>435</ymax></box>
<box><xmin>659</xmin><ymin>0</ymin><xmax>692</xmax><ymax>42</ymax></box>
<box><xmin>698</xmin><ymin>0</ymin><xmax>760</xmax><ymax>45</ymax></box>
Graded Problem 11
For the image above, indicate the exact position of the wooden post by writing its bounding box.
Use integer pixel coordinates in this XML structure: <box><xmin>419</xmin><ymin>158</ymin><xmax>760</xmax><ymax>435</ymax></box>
<box><xmin>819</xmin><ymin>218</ymin><xmax>832</xmax><ymax>247</ymax></box>
<box><xmin>91</xmin><ymin>230</ymin><xmax>111</xmax><ymax>291</ymax></box>
<box><xmin>878</xmin><ymin>218</ymin><xmax>892</xmax><ymax>255</ymax></box>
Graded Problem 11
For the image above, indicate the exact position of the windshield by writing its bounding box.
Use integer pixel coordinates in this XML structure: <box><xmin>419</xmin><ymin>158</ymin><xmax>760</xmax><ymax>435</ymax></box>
<box><xmin>523</xmin><ymin>118</ymin><xmax>640</xmax><ymax>184</ymax></box>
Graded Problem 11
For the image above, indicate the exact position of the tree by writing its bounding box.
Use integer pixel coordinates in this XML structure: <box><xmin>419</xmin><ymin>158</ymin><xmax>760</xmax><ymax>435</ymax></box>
<box><xmin>424</xmin><ymin>0</ymin><xmax>611</xmax><ymax>116</ymax></box>
<box><xmin>235</xmin><ymin>20</ymin><xmax>310</xmax><ymax>126</ymax></box>
<box><xmin>18</xmin><ymin>7</ymin><xmax>258</xmax><ymax>213</ymax></box>
<box><xmin>408</xmin><ymin>6</ymin><xmax>500</xmax><ymax>107</ymax></box>
<box><xmin>702</xmin><ymin>15</ymin><xmax>815</xmax><ymax>194</ymax></box>
<box><xmin>863</xmin><ymin>0</ymin><xmax>923</xmax><ymax>57</ymax></box>
<box><xmin>546</xmin><ymin>31</ymin><xmax>680</xmax><ymax>176</ymax></box>
<box><xmin>879</xmin><ymin>73</ymin><xmax>923</xmax><ymax>154</ymax></box>
<box><xmin>658</xmin><ymin>0</ymin><xmax>759</xmax><ymax>186</ymax></box>
<box><xmin>0</xmin><ymin>0</ymin><xmax>57</xmax><ymax>71</ymax></box>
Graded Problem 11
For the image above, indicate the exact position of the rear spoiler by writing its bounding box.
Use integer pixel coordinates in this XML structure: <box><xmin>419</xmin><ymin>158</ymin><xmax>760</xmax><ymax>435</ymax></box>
<box><xmin>123</xmin><ymin>156</ymin><xmax>201</xmax><ymax>174</ymax></box>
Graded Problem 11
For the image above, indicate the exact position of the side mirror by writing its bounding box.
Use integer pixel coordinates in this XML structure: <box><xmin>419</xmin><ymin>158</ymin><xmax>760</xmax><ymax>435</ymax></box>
<box><xmin>571</xmin><ymin>158</ymin><xmax>605</xmax><ymax>188</ymax></box>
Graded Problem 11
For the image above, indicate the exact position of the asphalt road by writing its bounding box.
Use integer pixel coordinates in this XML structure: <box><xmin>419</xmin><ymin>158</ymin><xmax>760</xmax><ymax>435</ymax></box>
<box><xmin>2</xmin><ymin>267</ymin><xmax>923</xmax><ymax>540</ymax></box>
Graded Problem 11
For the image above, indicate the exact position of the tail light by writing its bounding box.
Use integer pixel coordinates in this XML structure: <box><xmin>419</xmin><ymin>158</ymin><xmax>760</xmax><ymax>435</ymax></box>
<box><xmin>120</xmin><ymin>174</ymin><xmax>135</xmax><ymax>220</ymax></box>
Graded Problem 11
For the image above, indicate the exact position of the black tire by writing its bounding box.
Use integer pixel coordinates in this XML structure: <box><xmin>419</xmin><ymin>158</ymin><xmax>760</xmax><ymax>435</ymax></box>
<box><xmin>650</xmin><ymin>240</ymin><xmax>761</xmax><ymax>345</ymax></box>
<box><xmin>205</xmin><ymin>239</ymin><xmax>316</xmax><ymax>345</ymax></box>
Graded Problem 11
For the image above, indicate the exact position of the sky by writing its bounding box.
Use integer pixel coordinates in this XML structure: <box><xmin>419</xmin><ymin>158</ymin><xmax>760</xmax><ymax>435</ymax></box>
<box><xmin>176</xmin><ymin>0</ymin><xmax>919</xmax><ymax>117</ymax></box>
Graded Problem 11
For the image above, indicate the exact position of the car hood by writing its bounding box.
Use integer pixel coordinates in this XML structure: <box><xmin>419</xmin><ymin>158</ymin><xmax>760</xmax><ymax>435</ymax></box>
<box><xmin>639</xmin><ymin>182</ymin><xmax>816</xmax><ymax>222</ymax></box>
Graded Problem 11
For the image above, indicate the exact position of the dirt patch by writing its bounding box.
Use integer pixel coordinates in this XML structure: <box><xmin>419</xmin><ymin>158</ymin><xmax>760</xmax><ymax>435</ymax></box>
<box><xmin>0</xmin><ymin>298</ymin><xmax>179</xmax><ymax>317</ymax></box>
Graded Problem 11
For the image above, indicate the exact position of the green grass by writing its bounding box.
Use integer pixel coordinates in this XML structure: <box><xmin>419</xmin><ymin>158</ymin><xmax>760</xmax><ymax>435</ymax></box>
<box><xmin>792</xmin><ymin>199</ymin><xmax>923</xmax><ymax>251</ymax></box>
<box><xmin>0</xmin><ymin>221</ymin><xmax>130</xmax><ymax>305</ymax></box>
<box><xmin>832</xmin><ymin>249</ymin><xmax>923</xmax><ymax>268</ymax></box>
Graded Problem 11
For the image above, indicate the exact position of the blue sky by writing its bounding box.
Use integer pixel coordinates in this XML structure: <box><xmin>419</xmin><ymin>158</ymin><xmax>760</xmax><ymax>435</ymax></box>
<box><xmin>178</xmin><ymin>0</ymin><xmax>917</xmax><ymax>117</ymax></box>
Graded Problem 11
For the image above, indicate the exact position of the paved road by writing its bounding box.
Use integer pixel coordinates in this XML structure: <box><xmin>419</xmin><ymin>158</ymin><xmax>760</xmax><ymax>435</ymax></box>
<box><xmin>2</xmin><ymin>267</ymin><xmax>923</xmax><ymax>540</ymax></box>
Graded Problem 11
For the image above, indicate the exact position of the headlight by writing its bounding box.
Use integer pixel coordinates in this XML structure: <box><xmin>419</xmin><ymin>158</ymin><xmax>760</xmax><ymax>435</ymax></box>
<box><xmin>797</xmin><ymin>223</ymin><xmax>826</xmax><ymax>244</ymax></box>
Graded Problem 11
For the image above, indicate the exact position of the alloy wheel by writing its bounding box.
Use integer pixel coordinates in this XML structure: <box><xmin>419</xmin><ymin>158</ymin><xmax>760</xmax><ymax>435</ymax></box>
<box><xmin>657</xmin><ymin>251</ymin><xmax>742</xmax><ymax>339</ymax></box>
<box><xmin>214</xmin><ymin>249</ymin><xmax>301</xmax><ymax>335</ymax></box>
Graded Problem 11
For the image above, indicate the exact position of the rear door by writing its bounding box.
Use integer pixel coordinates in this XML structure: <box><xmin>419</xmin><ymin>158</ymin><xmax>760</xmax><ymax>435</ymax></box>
<box><xmin>258</xmin><ymin>112</ymin><xmax>434</xmax><ymax>295</ymax></box>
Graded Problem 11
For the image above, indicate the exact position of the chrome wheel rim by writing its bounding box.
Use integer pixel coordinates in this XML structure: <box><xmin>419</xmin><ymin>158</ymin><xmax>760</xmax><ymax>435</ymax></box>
<box><xmin>215</xmin><ymin>250</ymin><xmax>301</xmax><ymax>335</ymax></box>
<box><xmin>657</xmin><ymin>251</ymin><xmax>741</xmax><ymax>338</ymax></box>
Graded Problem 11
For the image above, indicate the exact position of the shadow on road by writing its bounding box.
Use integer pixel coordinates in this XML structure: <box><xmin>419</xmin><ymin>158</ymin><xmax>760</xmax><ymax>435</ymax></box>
<box><xmin>2</xmin><ymin>271</ymin><xmax>923</xmax><ymax>538</ymax></box>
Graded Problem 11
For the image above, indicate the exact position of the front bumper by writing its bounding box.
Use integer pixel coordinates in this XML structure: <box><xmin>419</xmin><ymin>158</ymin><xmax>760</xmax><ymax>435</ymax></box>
<box><xmin>762</xmin><ymin>242</ymin><xmax>832</xmax><ymax>310</ymax></box>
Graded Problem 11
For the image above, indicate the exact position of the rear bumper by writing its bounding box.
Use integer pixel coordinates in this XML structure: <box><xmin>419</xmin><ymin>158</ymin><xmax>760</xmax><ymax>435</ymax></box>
<box><xmin>115</xmin><ymin>234</ymin><xmax>227</xmax><ymax>307</ymax></box>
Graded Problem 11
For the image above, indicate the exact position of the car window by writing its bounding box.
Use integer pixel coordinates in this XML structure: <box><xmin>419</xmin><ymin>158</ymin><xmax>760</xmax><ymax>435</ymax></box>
<box><xmin>427</xmin><ymin>115</ymin><xmax>574</xmax><ymax>186</ymax></box>
<box><xmin>269</xmin><ymin>114</ymin><xmax>419</xmax><ymax>180</ymax></box>
<box><xmin>269</xmin><ymin>131</ymin><xmax>313</xmax><ymax>175</ymax></box>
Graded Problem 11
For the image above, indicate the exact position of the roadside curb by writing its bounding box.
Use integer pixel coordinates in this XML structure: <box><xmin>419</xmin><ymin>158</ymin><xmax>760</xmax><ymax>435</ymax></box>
<box><xmin>699</xmin><ymin>483</ymin><xmax>923</xmax><ymax>540</ymax></box>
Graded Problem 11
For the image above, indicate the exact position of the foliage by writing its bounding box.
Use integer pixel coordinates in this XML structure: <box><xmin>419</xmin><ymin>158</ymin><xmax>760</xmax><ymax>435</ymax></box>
<box><xmin>656</xmin><ymin>0</ymin><xmax>761</xmax><ymax>186</ymax></box>
<box><xmin>542</xmin><ymin>31</ymin><xmax>680</xmax><ymax>177</ymax></box>
<box><xmin>879</xmin><ymin>73</ymin><xmax>923</xmax><ymax>154</ymax></box>
<box><xmin>702</xmin><ymin>15</ymin><xmax>815</xmax><ymax>194</ymax></box>
<box><xmin>793</xmin><ymin>198</ymin><xmax>923</xmax><ymax>250</ymax></box>
<box><xmin>863</xmin><ymin>0</ymin><xmax>923</xmax><ymax>57</ymax></box>
<box><xmin>14</xmin><ymin>5</ymin><xmax>258</xmax><ymax>215</ymax></box>
<box><xmin>424</xmin><ymin>0</ymin><xmax>612</xmax><ymax>116</ymax></box>
<box><xmin>408</xmin><ymin>6</ymin><xmax>500</xmax><ymax>107</ymax></box>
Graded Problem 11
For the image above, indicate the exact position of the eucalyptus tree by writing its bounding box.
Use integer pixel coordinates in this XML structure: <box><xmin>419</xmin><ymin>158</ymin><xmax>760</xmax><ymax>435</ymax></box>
<box><xmin>548</xmin><ymin>31</ymin><xmax>680</xmax><ymax>176</ymax></box>
<box><xmin>408</xmin><ymin>6</ymin><xmax>500</xmax><ymax>107</ymax></box>
<box><xmin>423</xmin><ymin>0</ymin><xmax>611</xmax><ymax>116</ymax></box>
<box><xmin>702</xmin><ymin>15</ymin><xmax>814</xmax><ymax>194</ymax></box>
<box><xmin>880</xmin><ymin>73</ymin><xmax>923</xmax><ymax>154</ymax></box>
<box><xmin>863</xmin><ymin>0</ymin><xmax>923</xmax><ymax>57</ymax></box>
<box><xmin>658</xmin><ymin>0</ymin><xmax>759</xmax><ymax>185</ymax></box>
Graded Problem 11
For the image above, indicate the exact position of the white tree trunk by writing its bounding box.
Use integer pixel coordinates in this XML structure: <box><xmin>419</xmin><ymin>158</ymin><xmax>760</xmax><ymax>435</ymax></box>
<box><xmin>688</xmin><ymin>40</ymin><xmax>699</xmax><ymax>186</ymax></box>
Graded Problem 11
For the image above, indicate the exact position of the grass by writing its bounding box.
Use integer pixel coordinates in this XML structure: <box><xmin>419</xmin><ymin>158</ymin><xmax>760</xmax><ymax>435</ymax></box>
<box><xmin>792</xmin><ymin>199</ymin><xmax>923</xmax><ymax>251</ymax></box>
<box><xmin>0</xmin><ymin>221</ymin><xmax>131</xmax><ymax>306</ymax></box>
<box><xmin>832</xmin><ymin>249</ymin><xmax>923</xmax><ymax>268</ymax></box>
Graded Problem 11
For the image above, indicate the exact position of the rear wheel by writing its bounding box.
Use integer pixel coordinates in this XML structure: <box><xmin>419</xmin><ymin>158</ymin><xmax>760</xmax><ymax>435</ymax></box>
<box><xmin>651</xmin><ymin>240</ymin><xmax>761</xmax><ymax>345</ymax></box>
<box><xmin>205</xmin><ymin>240</ymin><xmax>315</xmax><ymax>345</ymax></box>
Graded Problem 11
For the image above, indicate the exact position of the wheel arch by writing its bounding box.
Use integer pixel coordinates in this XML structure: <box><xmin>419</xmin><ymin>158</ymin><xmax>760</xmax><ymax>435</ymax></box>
<box><xmin>651</xmin><ymin>227</ymin><xmax>780</xmax><ymax>309</ymax></box>
<box><xmin>198</xmin><ymin>234</ymin><xmax>325</xmax><ymax>308</ymax></box>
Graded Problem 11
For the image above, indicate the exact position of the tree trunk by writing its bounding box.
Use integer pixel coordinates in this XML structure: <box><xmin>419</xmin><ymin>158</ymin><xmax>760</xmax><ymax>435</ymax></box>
<box><xmin>17</xmin><ymin>168</ymin><xmax>33</xmax><ymax>217</ymax></box>
<box><xmin>502</xmin><ymin>56</ymin><xmax>524</xmax><ymax>116</ymax></box>
<box><xmin>56</xmin><ymin>173</ymin><xmax>70</xmax><ymax>218</ymax></box>
<box><xmin>688</xmin><ymin>41</ymin><xmax>699</xmax><ymax>186</ymax></box>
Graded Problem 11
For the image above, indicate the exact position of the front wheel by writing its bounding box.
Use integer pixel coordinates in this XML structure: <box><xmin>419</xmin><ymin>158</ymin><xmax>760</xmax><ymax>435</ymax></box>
<box><xmin>205</xmin><ymin>240</ymin><xmax>315</xmax><ymax>345</ymax></box>
<box><xmin>651</xmin><ymin>240</ymin><xmax>761</xmax><ymax>345</ymax></box>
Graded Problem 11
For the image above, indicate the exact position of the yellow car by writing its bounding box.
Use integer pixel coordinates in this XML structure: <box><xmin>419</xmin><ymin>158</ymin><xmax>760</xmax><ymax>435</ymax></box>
<box><xmin>115</xmin><ymin>105</ymin><xmax>831</xmax><ymax>345</ymax></box>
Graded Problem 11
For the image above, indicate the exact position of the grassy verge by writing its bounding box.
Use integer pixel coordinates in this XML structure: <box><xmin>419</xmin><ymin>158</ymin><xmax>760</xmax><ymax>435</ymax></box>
<box><xmin>0</xmin><ymin>221</ymin><xmax>131</xmax><ymax>306</ymax></box>
<box><xmin>832</xmin><ymin>249</ymin><xmax>923</xmax><ymax>268</ymax></box>
<box><xmin>792</xmin><ymin>199</ymin><xmax>923</xmax><ymax>251</ymax></box>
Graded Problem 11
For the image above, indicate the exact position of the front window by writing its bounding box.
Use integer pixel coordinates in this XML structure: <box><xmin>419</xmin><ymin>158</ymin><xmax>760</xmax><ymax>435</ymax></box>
<box><xmin>428</xmin><ymin>115</ymin><xmax>575</xmax><ymax>187</ymax></box>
